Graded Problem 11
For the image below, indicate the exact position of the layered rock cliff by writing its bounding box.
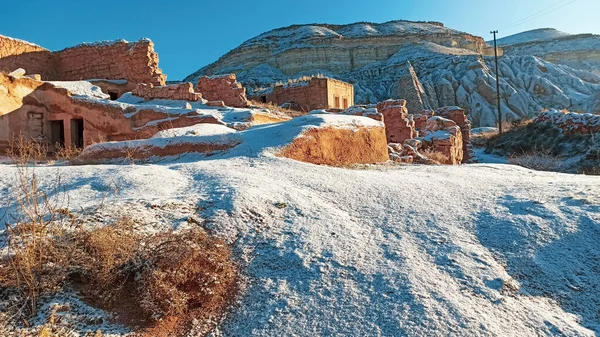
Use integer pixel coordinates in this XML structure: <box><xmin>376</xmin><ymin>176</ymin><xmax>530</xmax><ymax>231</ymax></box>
<box><xmin>185</xmin><ymin>21</ymin><xmax>600</xmax><ymax>127</ymax></box>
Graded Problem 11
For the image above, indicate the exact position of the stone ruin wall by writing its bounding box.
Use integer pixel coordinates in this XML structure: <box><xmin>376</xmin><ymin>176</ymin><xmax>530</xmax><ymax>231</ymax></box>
<box><xmin>0</xmin><ymin>36</ymin><xmax>166</xmax><ymax>86</ymax></box>
<box><xmin>55</xmin><ymin>40</ymin><xmax>166</xmax><ymax>85</ymax></box>
<box><xmin>0</xmin><ymin>35</ymin><xmax>56</xmax><ymax>78</ymax></box>
<box><xmin>196</xmin><ymin>74</ymin><xmax>248</xmax><ymax>108</ymax></box>
<box><xmin>132</xmin><ymin>83</ymin><xmax>203</xmax><ymax>101</ymax></box>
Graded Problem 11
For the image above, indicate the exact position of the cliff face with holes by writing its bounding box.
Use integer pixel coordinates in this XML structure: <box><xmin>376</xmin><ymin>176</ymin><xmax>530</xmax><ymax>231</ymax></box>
<box><xmin>0</xmin><ymin>35</ymin><xmax>166</xmax><ymax>85</ymax></box>
<box><xmin>185</xmin><ymin>21</ymin><xmax>600</xmax><ymax>127</ymax></box>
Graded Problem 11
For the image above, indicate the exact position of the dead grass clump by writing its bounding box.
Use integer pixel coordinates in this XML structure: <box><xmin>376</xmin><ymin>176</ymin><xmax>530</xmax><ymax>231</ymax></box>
<box><xmin>508</xmin><ymin>153</ymin><xmax>568</xmax><ymax>172</ymax></box>
<box><xmin>422</xmin><ymin>148</ymin><xmax>449</xmax><ymax>164</ymax></box>
<box><xmin>138</xmin><ymin>230</ymin><xmax>237</xmax><ymax>330</ymax></box>
<box><xmin>54</xmin><ymin>144</ymin><xmax>82</xmax><ymax>162</ymax></box>
<box><xmin>6</xmin><ymin>134</ymin><xmax>47</xmax><ymax>165</ymax></box>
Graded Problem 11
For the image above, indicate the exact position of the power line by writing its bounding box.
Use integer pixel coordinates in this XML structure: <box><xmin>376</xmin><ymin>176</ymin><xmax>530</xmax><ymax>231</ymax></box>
<box><xmin>500</xmin><ymin>0</ymin><xmax>578</xmax><ymax>31</ymax></box>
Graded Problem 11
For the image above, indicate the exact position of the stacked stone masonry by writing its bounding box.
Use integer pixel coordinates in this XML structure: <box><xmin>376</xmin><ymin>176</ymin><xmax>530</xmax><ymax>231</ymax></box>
<box><xmin>132</xmin><ymin>83</ymin><xmax>203</xmax><ymax>101</ymax></box>
<box><xmin>0</xmin><ymin>36</ymin><xmax>166</xmax><ymax>86</ymax></box>
<box><xmin>196</xmin><ymin>74</ymin><xmax>248</xmax><ymax>108</ymax></box>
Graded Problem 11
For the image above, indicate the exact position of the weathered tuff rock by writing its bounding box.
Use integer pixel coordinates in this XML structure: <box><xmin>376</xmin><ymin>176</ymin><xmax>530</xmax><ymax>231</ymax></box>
<box><xmin>186</xmin><ymin>21</ymin><xmax>600</xmax><ymax>127</ymax></box>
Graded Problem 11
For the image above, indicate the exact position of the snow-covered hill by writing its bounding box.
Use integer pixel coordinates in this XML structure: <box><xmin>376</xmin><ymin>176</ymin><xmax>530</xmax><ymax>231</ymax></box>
<box><xmin>185</xmin><ymin>21</ymin><xmax>600</xmax><ymax>127</ymax></box>
<box><xmin>1</xmin><ymin>154</ymin><xmax>599</xmax><ymax>336</ymax></box>
<box><xmin>493</xmin><ymin>28</ymin><xmax>571</xmax><ymax>47</ymax></box>
<box><xmin>498</xmin><ymin>30</ymin><xmax>600</xmax><ymax>74</ymax></box>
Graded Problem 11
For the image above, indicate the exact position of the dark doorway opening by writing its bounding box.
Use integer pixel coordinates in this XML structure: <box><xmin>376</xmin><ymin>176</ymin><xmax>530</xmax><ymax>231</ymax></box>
<box><xmin>50</xmin><ymin>120</ymin><xmax>65</xmax><ymax>148</ymax></box>
<box><xmin>108</xmin><ymin>91</ymin><xmax>119</xmax><ymax>100</ymax></box>
<box><xmin>260</xmin><ymin>96</ymin><xmax>267</xmax><ymax>103</ymax></box>
<box><xmin>71</xmin><ymin>119</ymin><xmax>84</xmax><ymax>148</ymax></box>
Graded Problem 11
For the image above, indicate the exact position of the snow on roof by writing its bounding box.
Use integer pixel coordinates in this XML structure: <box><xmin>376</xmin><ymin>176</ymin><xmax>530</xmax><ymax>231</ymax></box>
<box><xmin>48</xmin><ymin>81</ymin><xmax>110</xmax><ymax>99</ymax></box>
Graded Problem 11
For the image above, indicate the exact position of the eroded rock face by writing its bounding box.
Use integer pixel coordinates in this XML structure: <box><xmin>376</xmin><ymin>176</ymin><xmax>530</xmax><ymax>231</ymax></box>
<box><xmin>186</xmin><ymin>21</ymin><xmax>600</xmax><ymax>127</ymax></box>
<box><xmin>185</xmin><ymin>21</ymin><xmax>490</xmax><ymax>82</ymax></box>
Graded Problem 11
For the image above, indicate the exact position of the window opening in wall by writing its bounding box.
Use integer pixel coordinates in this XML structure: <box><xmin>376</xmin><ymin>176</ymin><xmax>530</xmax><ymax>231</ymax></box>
<box><xmin>334</xmin><ymin>96</ymin><xmax>340</xmax><ymax>108</ymax></box>
<box><xmin>343</xmin><ymin>98</ymin><xmax>348</xmax><ymax>109</ymax></box>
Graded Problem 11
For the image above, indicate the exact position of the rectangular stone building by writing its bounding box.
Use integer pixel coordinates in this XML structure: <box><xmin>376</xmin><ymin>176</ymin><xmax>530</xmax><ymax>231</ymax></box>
<box><xmin>254</xmin><ymin>77</ymin><xmax>354</xmax><ymax>112</ymax></box>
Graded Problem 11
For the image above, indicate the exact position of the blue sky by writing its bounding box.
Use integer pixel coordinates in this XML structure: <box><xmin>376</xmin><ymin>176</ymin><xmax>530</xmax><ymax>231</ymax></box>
<box><xmin>1</xmin><ymin>0</ymin><xmax>598</xmax><ymax>80</ymax></box>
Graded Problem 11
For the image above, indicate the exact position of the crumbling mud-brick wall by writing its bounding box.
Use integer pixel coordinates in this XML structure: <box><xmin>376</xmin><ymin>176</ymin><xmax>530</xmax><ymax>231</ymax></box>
<box><xmin>257</xmin><ymin>77</ymin><xmax>354</xmax><ymax>112</ymax></box>
<box><xmin>0</xmin><ymin>35</ymin><xmax>57</xmax><ymax>78</ymax></box>
<box><xmin>0</xmin><ymin>36</ymin><xmax>166</xmax><ymax>85</ymax></box>
<box><xmin>435</xmin><ymin>106</ymin><xmax>473</xmax><ymax>162</ymax></box>
<box><xmin>377</xmin><ymin>99</ymin><xmax>413</xmax><ymax>143</ymax></box>
<box><xmin>54</xmin><ymin>39</ymin><xmax>166</xmax><ymax>85</ymax></box>
<box><xmin>132</xmin><ymin>83</ymin><xmax>203</xmax><ymax>101</ymax></box>
<box><xmin>196</xmin><ymin>74</ymin><xmax>248</xmax><ymax>108</ymax></box>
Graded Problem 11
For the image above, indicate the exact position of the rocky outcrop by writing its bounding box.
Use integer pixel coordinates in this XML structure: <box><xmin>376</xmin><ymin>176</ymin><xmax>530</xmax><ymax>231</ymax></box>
<box><xmin>535</xmin><ymin>110</ymin><xmax>600</xmax><ymax>135</ymax></box>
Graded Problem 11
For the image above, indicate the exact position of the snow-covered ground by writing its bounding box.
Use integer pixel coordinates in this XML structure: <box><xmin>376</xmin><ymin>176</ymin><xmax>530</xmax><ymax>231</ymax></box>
<box><xmin>1</xmin><ymin>154</ymin><xmax>599</xmax><ymax>336</ymax></box>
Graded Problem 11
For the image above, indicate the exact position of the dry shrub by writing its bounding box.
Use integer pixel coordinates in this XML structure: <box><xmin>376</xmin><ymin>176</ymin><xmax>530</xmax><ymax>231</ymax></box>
<box><xmin>6</xmin><ymin>134</ymin><xmax>47</xmax><ymax>165</ymax></box>
<box><xmin>1</xmin><ymin>135</ymin><xmax>73</xmax><ymax>317</ymax></box>
<box><xmin>422</xmin><ymin>148</ymin><xmax>449</xmax><ymax>164</ymax></box>
<box><xmin>508</xmin><ymin>153</ymin><xmax>569</xmax><ymax>172</ymax></box>
<box><xmin>54</xmin><ymin>144</ymin><xmax>82</xmax><ymax>162</ymax></box>
<box><xmin>73</xmin><ymin>224</ymin><xmax>237</xmax><ymax>336</ymax></box>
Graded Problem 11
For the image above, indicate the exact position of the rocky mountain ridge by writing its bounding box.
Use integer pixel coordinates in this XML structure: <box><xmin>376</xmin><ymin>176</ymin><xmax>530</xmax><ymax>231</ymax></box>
<box><xmin>185</xmin><ymin>21</ymin><xmax>600</xmax><ymax>127</ymax></box>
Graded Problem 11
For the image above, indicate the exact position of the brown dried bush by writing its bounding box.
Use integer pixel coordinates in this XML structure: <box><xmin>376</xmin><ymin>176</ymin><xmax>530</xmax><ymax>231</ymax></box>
<box><xmin>54</xmin><ymin>144</ymin><xmax>82</xmax><ymax>162</ymax></box>
<box><xmin>422</xmin><ymin>148</ymin><xmax>449</xmax><ymax>164</ymax></box>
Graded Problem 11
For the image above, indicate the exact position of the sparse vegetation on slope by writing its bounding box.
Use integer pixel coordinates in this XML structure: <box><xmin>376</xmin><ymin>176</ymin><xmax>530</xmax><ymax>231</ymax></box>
<box><xmin>485</xmin><ymin>120</ymin><xmax>600</xmax><ymax>174</ymax></box>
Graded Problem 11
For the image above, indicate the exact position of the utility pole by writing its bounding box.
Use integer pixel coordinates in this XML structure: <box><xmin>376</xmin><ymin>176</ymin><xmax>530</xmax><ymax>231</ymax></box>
<box><xmin>491</xmin><ymin>30</ymin><xmax>503</xmax><ymax>134</ymax></box>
